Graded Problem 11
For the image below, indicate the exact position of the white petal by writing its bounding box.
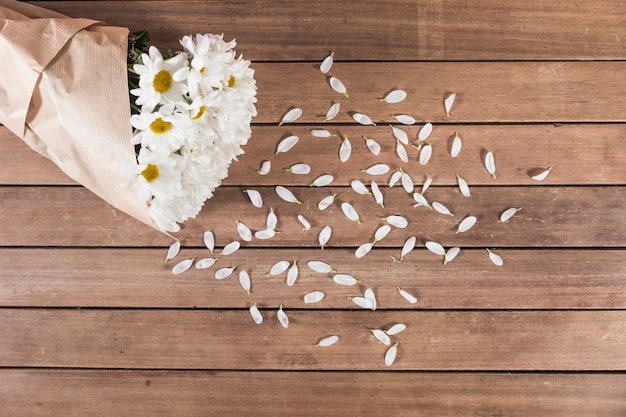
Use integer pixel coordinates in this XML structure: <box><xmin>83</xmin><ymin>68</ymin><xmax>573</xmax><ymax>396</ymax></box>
<box><xmin>339</xmin><ymin>136</ymin><xmax>352</xmax><ymax>162</ymax></box>
<box><xmin>316</xmin><ymin>335</ymin><xmax>339</xmax><ymax>347</ymax></box>
<box><xmin>288</xmin><ymin>163</ymin><xmax>311</xmax><ymax>175</ymax></box>
<box><xmin>381</xmin><ymin>89</ymin><xmax>407</xmax><ymax>103</ymax></box>
<box><xmin>444</xmin><ymin>247</ymin><xmax>460</xmax><ymax>265</ymax></box>
<box><xmin>310</xmin><ymin>174</ymin><xmax>334</xmax><ymax>187</ymax></box>
<box><xmin>371</xmin><ymin>329</ymin><xmax>391</xmax><ymax>345</ymax></box>
<box><xmin>418</xmin><ymin>123</ymin><xmax>433</xmax><ymax>142</ymax></box>
<box><xmin>204</xmin><ymin>231</ymin><xmax>215</xmax><ymax>253</ymax></box>
<box><xmin>221</xmin><ymin>241</ymin><xmax>240</xmax><ymax>256</ymax></box>
<box><xmin>165</xmin><ymin>241</ymin><xmax>180</xmax><ymax>263</ymax></box>
<box><xmin>268</xmin><ymin>260</ymin><xmax>290</xmax><ymax>276</ymax></box>
<box><xmin>384</xmin><ymin>343</ymin><xmax>398</xmax><ymax>366</ymax></box>
<box><xmin>432</xmin><ymin>201</ymin><xmax>454</xmax><ymax>216</ymax></box>
<box><xmin>419</xmin><ymin>144</ymin><xmax>432</xmax><ymax>165</ymax></box>
<box><xmin>276</xmin><ymin>186</ymin><xmax>301</xmax><ymax>204</ymax></box>
<box><xmin>371</xmin><ymin>181</ymin><xmax>384</xmax><ymax>208</ymax></box>
<box><xmin>397</xmin><ymin>286</ymin><xmax>417</xmax><ymax>304</ymax></box>
<box><xmin>425</xmin><ymin>241</ymin><xmax>446</xmax><ymax>256</ymax></box>
<box><xmin>450</xmin><ymin>132</ymin><xmax>462</xmax><ymax>157</ymax></box>
<box><xmin>396</xmin><ymin>142</ymin><xmax>409</xmax><ymax>163</ymax></box>
<box><xmin>298</xmin><ymin>214</ymin><xmax>311</xmax><ymax>231</ymax></box>
<box><xmin>352</xmin><ymin>113</ymin><xmax>375</xmax><ymax>126</ymax></box>
<box><xmin>412</xmin><ymin>192</ymin><xmax>430</xmax><ymax>208</ymax></box>
<box><xmin>389</xmin><ymin>171</ymin><xmax>402</xmax><ymax>188</ymax></box>
<box><xmin>195</xmin><ymin>257</ymin><xmax>218</xmax><ymax>269</ymax></box>
<box><xmin>279</xmin><ymin>107</ymin><xmax>302</xmax><ymax>125</ymax></box>
<box><xmin>392</xmin><ymin>114</ymin><xmax>416</xmax><ymax>125</ymax></box>
<box><xmin>351</xmin><ymin>180</ymin><xmax>370</xmax><ymax>195</ymax></box>
<box><xmin>457</xmin><ymin>175</ymin><xmax>471</xmax><ymax>197</ymax></box>
<box><xmin>254</xmin><ymin>229</ymin><xmax>278</xmax><ymax>239</ymax></box>
<box><xmin>244</xmin><ymin>189</ymin><xmax>263</xmax><ymax>208</ymax></box>
<box><xmin>311</xmin><ymin>129</ymin><xmax>334</xmax><ymax>138</ymax></box>
<box><xmin>172</xmin><ymin>258</ymin><xmax>193</xmax><ymax>275</ymax></box>
<box><xmin>531</xmin><ymin>167</ymin><xmax>553</xmax><ymax>181</ymax></box>
<box><xmin>257</xmin><ymin>160</ymin><xmax>271</xmax><ymax>175</ymax></box>
<box><xmin>215</xmin><ymin>266</ymin><xmax>235</xmax><ymax>280</ymax></box>
<box><xmin>304</xmin><ymin>291</ymin><xmax>326</xmax><ymax>303</ymax></box>
<box><xmin>341</xmin><ymin>202</ymin><xmax>360</xmax><ymax>223</ymax></box>
<box><xmin>421</xmin><ymin>177</ymin><xmax>433</xmax><ymax>195</ymax></box>
<box><xmin>374</xmin><ymin>225</ymin><xmax>392</xmax><ymax>242</ymax></box>
<box><xmin>487</xmin><ymin>249</ymin><xmax>504</xmax><ymax>266</ymax></box>
<box><xmin>400</xmin><ymin>236</ymin><xmax>417</xmax><ymax>260</ymax></box>
<box><xmin>350</xmin><ymin>296</ymin><xmax>374</xmax><ymax>310</ymax></box>
<box><xmin>266</xmin><ymin>208</ymin><xmax>278</xmax><ymax>230</ymax></box>
<box><xmin>364</xmin><ymin>288</ymin><xmax>377</xmax><ymax>310</ymax></box>
<box><xmin>319</xmin><ymin>225</ymin><xmax>332</xmax><ymax>249</ymax></box>
<box><xmin>401</xmin><ymin>172</ymin><xmax>414</xmax><ymax>193</ymax></box>
<box><xmin>249</xmin><ymin>304</ymin><xmax>263</xmax><ymax>324</ymax></box>
<box><xmin>324</xmin><ymin>102</ymin><xmax>341</xmax><ymax>122</ymax></box>
<box><xmin>276</xmin><ymin>135</ymin><xmax>299</xmax><ymax>154</ymax></box>
<box><xmin>364</xmin><ymin>164</ymin><xmax>390</xmax><ymax>176</ymax></box>
<box><xmin>363</xmin><ymin>136</ymin><xmax>381</xmax><ymax>155</ymax></box>
<box><xmin>385</xmin><ymin>215</ymin><xmax>408</xmax><ymax>228</ymax></box>
<box><xmin>444</xmin><ymin>93</ymin><xmax>456</xmax><ymax>116</ymax></box>
<box><xmin>239</xmin><ymin>271</ymin><xmax>251</xmax><ymax>294</ymax></box>
<box><xmin>457</xmin><ymin>216</ymin><xmax>477</xmax><ymax>233</ymax></box>
<box><xmin>329</xmin><ymin>76</ymin><xmax>348</xmax><ymax>97</ymax></box>
<box><xmin>333</xmin><ymin>274</ymin><xmax>360</xmax><ymax>286</ymax></box>
<box><xmin>385</xmin><ymin>323</ymin><xmax>407</xmax><ymax>335</ymax></box>
<box><xmin>485</xmin><ymin>151</ymin><xmax>497</xmax><ymax>179</ymax></box>
<box><xmin>318</xmin><ymin>194</ymin><xmax>337</xmax><ymax>210</ymax></box>
<box><xmin>287</xmin><ymin>261</ymin><xmax>299</xmax><ymax>286</ymax></box>
<box><xmin>236</xmin><ymin>221</ymin><xmax>252</xmax><ymax>242</ymax></box>
<box><xmin>390</xmin><ymin>125</ymin><xmax>409</xmax><ymax>145</ymax></box>
<box><xmin>277</xmin><ymin>306</ymin><xmax>289</xmax><ymax>328</ymax></box>
<box><xmin>320</xmin><ymin>52</ymin><xmax>334</xmax><ymax>74</ymax></box>
<box><xmin>500</xmin><ymin>207</ymin><xmax>522</xmax><ymax>223</ymax></box>
<box><xmin>355</xmin><ymin>242</ymin><xmax>373</xmax><ymax>258</ymax></box>
<box><xmin>307</xmin><ymin>260</ymin><xmax>335</xmax><ymax>273</ymax></box>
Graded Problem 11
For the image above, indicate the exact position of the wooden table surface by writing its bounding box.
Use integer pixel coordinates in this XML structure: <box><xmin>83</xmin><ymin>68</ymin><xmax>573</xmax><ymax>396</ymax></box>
<box><xmin>1</xmin><ymin>1</ymin><xmax>625</xmax><ymax>415</ymax></box>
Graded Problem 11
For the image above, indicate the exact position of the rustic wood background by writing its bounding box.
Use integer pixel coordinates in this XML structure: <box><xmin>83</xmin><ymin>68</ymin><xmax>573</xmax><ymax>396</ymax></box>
<box><xmin>1</xmin><ymin>0</ymin><xmax>625</xmax><ymax>415</ymax></box>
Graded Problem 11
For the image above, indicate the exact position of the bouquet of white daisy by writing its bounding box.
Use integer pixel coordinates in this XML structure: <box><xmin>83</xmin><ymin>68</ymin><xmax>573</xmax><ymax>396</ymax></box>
<box><xmin>0</xmin><ymin>0</ymin><xmax>256</xmax><ymax>233</ymax></box>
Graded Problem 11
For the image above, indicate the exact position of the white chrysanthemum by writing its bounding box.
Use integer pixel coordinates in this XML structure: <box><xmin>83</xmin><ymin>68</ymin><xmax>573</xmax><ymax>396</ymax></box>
<box><xmin>130</xmin><ymin>107</ymin><xmax>190</xmax><ymax>154</ymax></box>
<box><xmin>131</xmin><ymin>46</ymin><xmax>189</xmax><ymax>112</ymax></box>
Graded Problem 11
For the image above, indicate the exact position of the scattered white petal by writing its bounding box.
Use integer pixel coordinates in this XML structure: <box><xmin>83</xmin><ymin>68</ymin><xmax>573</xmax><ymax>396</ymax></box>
<box><xmin>432</xmin><ymin>201</ymin><xmax>454</xmax><ymax>216</ymax></box>
<box><xmin>318</xmin><ymin>194</ymin><xmax>337</xmax><ymax>210</ymax></box>
<box><xmin>364</xmin><ymin>288</ymin><xmax>377</xmax><ymax>310</ymax></box>
<box><xmin>390</xmin><ymin>125</ymin><xmax>409</xmax><ymax>145</ymax></box>
<box><xmin>329</xmin><ymin>76</ymin><xmax>348</xmax><ymax>97</ymax></box>
<box><xmin>351</xmin><ymin>180</ymin><xmax>370</xmax><ymax>195</ymax></box>
<box><xmin>397</xmin><ymin>286</ymin><xmax>417</xmax><ymax>304</ymax></box>
<box><xmin>277</xmin><ymin>305</ymin><xmax>289</xmax><ymax>328</ymax></box>
<box><xmin>450</xmin><ymin>132</ymin><xmax>462</xmax><ymax>157</ymax></box>
<box><xmin>444</xmin><ymin>247</ymin><xmax>460</xmax><ymax>265</ymax></box>
<box><xmin>350</xmin><ymin>296</ymin><xmax>374</xmax><ymax>310</ymax></box>
<box><xmin>316</xmin><ymin>335</ymin><xmax>339</xmax><ymax>347</ymax></box>
<box><xmin>418</xmin><ymin>123</ymin><xmax>433</xmax><ymax>142</ymax></box>
<box><xmin>324</xmin><ymin>102</ymin><xmax>340</xmax><ymax>122</ymax></box>
<box><xmin>341</xmin><ymin>202</ymin><xmax>361</xmax><ymax>223</ymax></box>
<box><xmin>165</xmin><ymin>241</ymin><xmax>180</xmax><ymax>263</ymax></box>
<box><xmin>255</xmin><ymin>229</ymin><xmax>279</xmax><ymax>239</ymax></box>
<box><xmin>172</xmin><ymin>258</ymin><xmax>193</xmax><ymax>275</ymax></box>
<box><xmin>268</xmin><ymin>260</ymin><xmax>290</xmax><ymax>276</ymax></box>
<box><xmin>333</xmin><ymin>274</ymin><xmax>360</xmax><ymax>286</ymax></box>
<box><xmin>339</xmin><ymin>135</ymin><xmax>352</xmax><ymax>162</ymax></box>
<box><xmin>419</xmin><ymin>144</ymin><xmax>432</xmax><ymax>165</ymax></box>
<box><xmin>487</xmin><ymin>249</ymin><xmax>504</xmax><ymax>266</ymax></box>
<box><xmin>374</xmin><ymin>225</ymin><xmax>392</xmax><ymax>242</ymax></box>
<box><xmin>393</xmin><ymin>114</ymin><xmax>416</xmax><ymax>125</ymax></box>
<box><xmin>457</xmin><ymin>216</ymin><xmax>477</xmax><ymax>233</ymax></box>
<box><xmin>204</xmin><ymin>231</ymin><xmax>215</xmax><ymax>253</ymax></box>
<box><xmin>363</xmin><ymin>164</ymin><xmax>390</xmax><ymax>176</ymax></box>
<box><xmin>249</xmin><ymin>304</ymin><xmax>263</xmax><ymax>324</ymax></box>
<box><xmin>389</xmin><ymin>171</ymin><xmax>402</xmax><ymax>188</ymax></box>
<box><xmin>531</xmin><ymin>167</ymin><xmax>553</xmax><ymax>181</ymax></box>
<box><xmin>236</xmin><ymin>221</ymin><xmax>252</xmax><ymax>242</ymax></box>
<box><xmin>386</xmin><ymin>323</ymin><xmax>407</xmax><ymax>335</ymax></box>
<box><xmin>371</xmin><ymin>329</ymin><xmax>391</xmax><ymax>345</ymax></box>
<box><xmin>500</xmin><ymin>207</ymin><xmax>522</xmax><ymax>223</ymax></box>
<box><xmin>220</xmin><ymin>241</ymin><xmax>240</xmax><ymax>256</ymax></box>
<box><xmin>444</xmin><ymin>93</ymin><xmax>456</xmax><ymax>116</ymax></box>
<box><xmin>401</xmin><ymin>171</ymin><xmax>414</xmax><ymax>193</ymax></box>
<box><xmin>396</xmin><ymin>142</ymin><xmax>409</xmax><ymax>163</ymax></box>
<box><xmin>412</xmin><ymin>192</ymin><xmax>430</xmax><ymax>208</ymax></box>
<box><xmin>266</xmin><ymin>208</ymin><xmax>278</xmax><ymax>230</ymax></box>
<box><xmin>320</xmin><ymin>52</ymin><xmax>334</xmax><ymax>74</ymax></box>
<box><xmin>385</xmin><ymin>215</ymin><xmax>408</xmax><ymax>228</ymax></box>
<box><xmin>319</xmin><ymin>225</ymin><xmax>332</xmax><ymax>249</ymax></box>
<box><xmin>485</xmin><ymin>151</ymin><xmax>497</xmax><ymax>179</ymax></box>
<box><xmin>381</xmin><ymin>89</ymin><xmax>407</xmax><ymax>103</ymax></box>
<box><xmin>298</xmin><ymin>214</ymin><xmax>311</xmax><ymax>231</ymax></box>
<box><xmin>307</xmin><ymin>260</ymin><xmax>335</xmax><ymax>273</ymax></box>
<box><xmin>287</xmin><ymin>261</ymin><xmax>299</xmax><ymax>286</ymax></box>
<box><xmin>311</xmin><ymin>129</ymin><xmax>334</xmax><ymax>138</ymax></box>
<box><xmin>457</xmin><ymin>175</ymin><xmax>470</xmax><ymax>197</ymax></box>
<box><xmin>276</xmin><ymin>135</ymin><xmax>299</xmax><ymax>154</ymax></box>
<box><xmin>287</xmin><ymin>163</ymin><xmax>311</xmax><ymax>175</ymax></box>
<box><xmin>215</xmin><ymin>266</ymin><xmax>235</xmax><ymax>280</ymax></box>
<box><xmin>239</xmin><ymin>271</ymin><xmax>251</xmax><ymax>294</ymax></box>
<box><xmin>363</xmin><ymin>136</ymin><xmax>381</xmax><ymax>155</ymax></box>
<box><xmin>355</xmin><ymin>242</ymin><xmax>373</xmax><ymax>258</ymax></box>
<box><xmin>421</xmin><ymin>177</ymin><xmax>433</xmax><ymax>195</ymax></box>
<box><xmin>276</xmin><ymin>186</ymin><xmax>301</xmax><ymax>204</ymax></box>
<box><xmin>279</xmin><ymin>108</ymin><xmax>302</xmax><ymax>126</ymax></box>
<box><xmin>310</xmin><ymin>174</ymin><xmax>334</xmax><ymax>187</ymax></box>
<box><xmin>257</xmin><ymin>160</ymin><xmax>271</xmax><ymax>176</ymax></box>
<box><xmin>371</xmin><ymin>181</ymin><xmax>384</xmax><ymax>208</ymax></box>
<box><xmin>244</xmin><ymin>189</ymin><xmax>263</xmax><ymax>208</ymax></box>
<box><xmin>195</xmin><ymin>257</ymin><xmax>218</xmax><ymax>269</ymax></box>
<box><xmin>304</xmin><ymin>291</ymin><xmax>325</xmax><ymax>303</ymax></box>
<box><xmin>352</xmin><ymin>113</ymin><xmax>376</xmax><ymax>126</ymax></box>
<box><xmin>425</xmin><ymin>241</ymin><xmax>446</xmax><ymax>256</ymax></box>
<box><xmin>399</xmin><ymin>236</ymin><xmax>416</xmax><ymax>261</ymax></box>
<box><xmin>384</xmin><ymin>343</ymin><xmax>398</xmax><ymax>366</ymax></box>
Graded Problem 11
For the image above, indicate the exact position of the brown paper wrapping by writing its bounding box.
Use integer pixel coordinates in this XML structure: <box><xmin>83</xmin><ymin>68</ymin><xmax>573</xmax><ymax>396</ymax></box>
<box><xmin>0</xmin><ymin>0</ymin><xmax>159</xmax><ymax>231</ymax></box>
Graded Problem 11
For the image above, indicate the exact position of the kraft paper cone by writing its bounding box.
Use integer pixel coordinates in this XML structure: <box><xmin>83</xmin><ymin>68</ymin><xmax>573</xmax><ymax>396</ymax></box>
<box><xmin>0</xmin><ymin>0</ymin><xmax>159</xmax><ymax>231</ymax></box>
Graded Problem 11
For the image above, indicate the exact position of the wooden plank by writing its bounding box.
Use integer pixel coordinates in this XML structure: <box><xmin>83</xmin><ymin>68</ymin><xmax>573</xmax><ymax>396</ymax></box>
<box><xmin>1</xmin><ymin>309</ymin><xmax>624</xmax><ymax>370</ymax></box>
<box><xmin>31</xmin><ymin>0</ymin><xmax>626</xmax><ymax>61</ymax></box>
<box><xmin>3</xmin><ymin>124</ymin><xmax>625</xmax><ymax>186</ymax></box>
<box><xmin>1</xmin><ymin>248</ymin><xmax>624</xmax><ymax>309</ymax></box>
<box><xmin>2</xmin><ymin>370</ymin><xmax>626</xmax><ymax>417</ymax></box>
<box><xmin>1</xmin><ymin>185</ymin><xmax>622</xmax><ymax>247</ymax></box>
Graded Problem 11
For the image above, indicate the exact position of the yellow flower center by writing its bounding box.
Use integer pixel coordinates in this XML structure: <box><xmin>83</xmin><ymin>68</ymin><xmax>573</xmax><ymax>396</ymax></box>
<box><xmin>199</xmin><ymin>67</ymin><xmax>206</xmax><ymax>75</ymax></box>
<box><xmin>153</xmin><ymin>70</ymin><xmax>173</xmax><ymax>93</ymax></box>
<box><xmin>228</xmin><ymin>75</ymin><xmax>236</xmax><ymax>88</ymax></box>
<box><xmin>149</xmin><ymin>118</ymin><xmax>172</xmax><ymax>134</ymax></box>
<box><xmin>191</xmin><ymin>106</ymin><xmax>206</xmax><ymax>121</ymax></box>
<box><xmin>141</xmin><ymin>164</ymin><xmax>159</xmax><ymax>183</ymax></box>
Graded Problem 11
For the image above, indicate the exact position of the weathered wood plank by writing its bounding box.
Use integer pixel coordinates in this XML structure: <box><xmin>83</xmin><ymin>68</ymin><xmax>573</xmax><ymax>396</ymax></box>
<box><xmin>2</xmin><ymin>370</ymin><xmax>625</xmax><ymax>417</ymax></box>
<box><xmin>1</xmin><ymin>309</ymin><xmax>624</xmax><ymax>370</ymax></box>
<box><xmin>3</xmin><ymin>124</ymin><xmax>625</xmax><ymax>186</ymax></box>
<box><xmin>1</xmin><ymin>185</ymin><xmax>622</xmax><ymax>247</ymax></box>
<box><xmin>1</xmin><ymin>248</ymin><xmax>624</xmax><ymax>309</ymax></box>
<box><xmin>30</xmin><ymin>0</ymin><xmax>626</xmax><ymax>61</ymax></box>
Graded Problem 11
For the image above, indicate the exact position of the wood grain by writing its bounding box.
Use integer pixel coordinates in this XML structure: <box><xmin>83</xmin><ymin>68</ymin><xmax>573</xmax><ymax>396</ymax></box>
<box><xmin>2</xmin><ymin>370</ymin><xmax>625</xmax><ymax>417</ymax></box>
